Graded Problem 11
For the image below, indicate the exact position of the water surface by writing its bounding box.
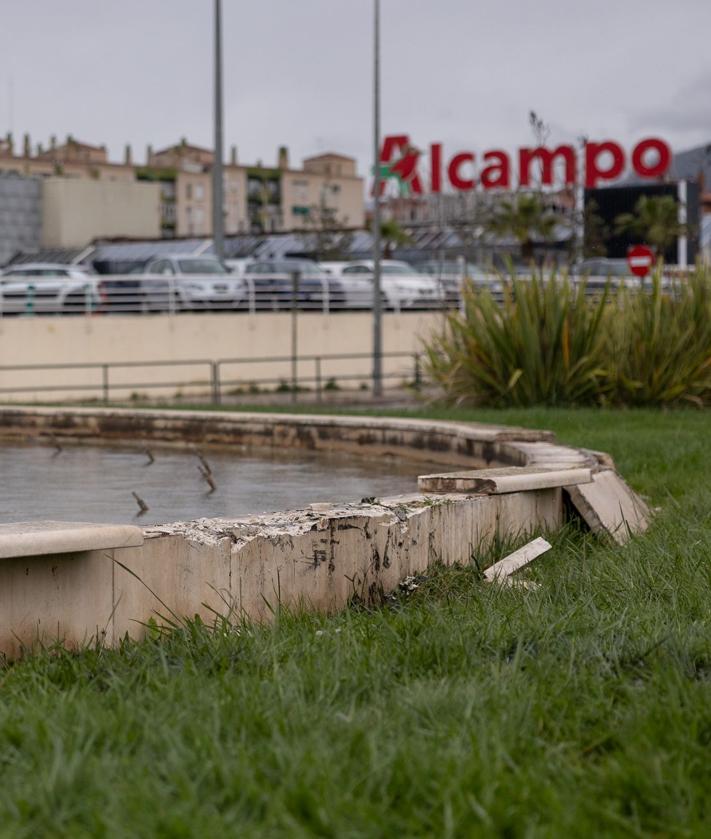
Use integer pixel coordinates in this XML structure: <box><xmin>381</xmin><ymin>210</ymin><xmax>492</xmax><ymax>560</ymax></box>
<box><xmin>0</xmin><ymin>441</ymin><xmax>428</xmax><ymax>525</ymax></box>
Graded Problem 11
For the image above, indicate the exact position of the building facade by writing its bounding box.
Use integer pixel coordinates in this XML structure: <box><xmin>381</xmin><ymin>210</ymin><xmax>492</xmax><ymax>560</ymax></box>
<box><xmin>0</xmin><ymin>172</ymin><xmax>42</xmax><ymax>266</ymax></box>
<box><xmin>139</xmin><ymin>140</ymin><xmax>364</xmax><ymax>237</ymax></box>
<box><xmin>0</xmin><ymin>133</ymin><xmax>365</xmax><ymax>243</ymax></box>
<box><xmin>41</xmin><ymin>177</ymin><xmax>162</xmax><ymax>248</ymax></box>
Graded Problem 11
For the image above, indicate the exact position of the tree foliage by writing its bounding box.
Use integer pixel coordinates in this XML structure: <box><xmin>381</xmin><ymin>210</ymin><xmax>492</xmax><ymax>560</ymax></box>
<box><xmin>486</xmin><ymin>193</ymin><xmax>564</xmax><ymax>262</ymax></box>
<box><xmin>380</xmin><ymin>219</ymin><xmax>411</xmax><ymax>258</ymax></box>
<box><xmin>614</xmin><ymin>195</ymin><xmax>685</xmax><ymax>256</ymax></box>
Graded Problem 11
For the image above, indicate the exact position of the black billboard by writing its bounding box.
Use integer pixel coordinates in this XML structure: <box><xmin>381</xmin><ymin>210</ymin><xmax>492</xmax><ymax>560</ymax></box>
<box><xmin>584</xmin><ymin>181</ymin><xmax>700</xmax><ymax>263</ymax></box>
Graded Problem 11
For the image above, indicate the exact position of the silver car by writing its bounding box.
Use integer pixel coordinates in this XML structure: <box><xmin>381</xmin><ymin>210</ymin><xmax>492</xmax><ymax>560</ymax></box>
<box><xmin>142</xmin><ymin>256</ymin><xmax>247</xmax><ymax>311</ymax></box>
<box><xmin>338</xmin><ymin>260</ymin><xmax>442</xmax><ymax>311</ymax></box>
<box><xmin>0</xmin><ymin>263</ymin><xmax>99</xmax><ymax>315</ymax></box>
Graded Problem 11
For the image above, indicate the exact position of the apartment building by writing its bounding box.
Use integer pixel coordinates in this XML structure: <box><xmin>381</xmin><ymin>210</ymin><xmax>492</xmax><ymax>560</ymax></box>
<box><xmin>0</xmin><ymin>132</ymin><xmax>365</xmax><ymax>242</ymax></box>
<box><xmin>0</xmin><ymin>133</ymin><xmax>135</xmax><ymax>182</ymax></box>
<box><xmin>283</xmin><ymin>153</ymin><xmax>364</xmax><ymax>231</ymax></box>
<box><xmin>143</xmin><ymin>140</ymin><xmax>364</xmax><ymax>236</ymax></box>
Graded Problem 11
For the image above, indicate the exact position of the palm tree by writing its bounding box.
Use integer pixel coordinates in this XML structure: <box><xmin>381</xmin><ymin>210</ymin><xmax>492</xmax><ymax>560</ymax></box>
<box><xmin>614</xmin><ymin>195</ymin><xmax>685</xmax><ymax>257</ymax></box>
<box><xmin>380</xmin><ymin>219</ymin><xmax>411</xmax><ymax>258</ymax></box>
<box><xmin>486</xmin><ymin>193</ymin><xmax>562</xmax><ymax>263</ymax></box>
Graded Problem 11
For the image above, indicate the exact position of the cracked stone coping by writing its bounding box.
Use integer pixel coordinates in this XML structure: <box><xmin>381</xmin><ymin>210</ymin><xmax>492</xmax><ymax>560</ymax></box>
<box><xmin>418</xmin><ymin>465</ymin><xmax>593</xmax><ymax>494</ymax></box>
<box><xmin>144</xmin><ymin>495</ymin><xmax>460</xmax><ymax>548</ymax></box>
<box><xmin>0</xmin><ymin>521</ymin><xmax>144</xmax><ymax>559</ymax></box>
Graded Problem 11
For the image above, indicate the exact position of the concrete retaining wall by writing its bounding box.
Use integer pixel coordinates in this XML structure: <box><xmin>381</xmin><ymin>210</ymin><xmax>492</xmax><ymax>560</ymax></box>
<box><xmin>0</xmin><ymin>490</ymin><xmax>563</xmax><ymax>659</ymax></box>
<box><xmin>0</xmin><ymin>311</ymin><xmax>442</xmax><ymax>401</ymax></box>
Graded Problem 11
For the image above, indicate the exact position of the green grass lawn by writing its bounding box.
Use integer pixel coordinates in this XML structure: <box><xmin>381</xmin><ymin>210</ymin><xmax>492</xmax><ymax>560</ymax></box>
<box><xmin>1</xmin><ymin>407</ymin><xmax>710</xmax><ymax>837</ymax></box>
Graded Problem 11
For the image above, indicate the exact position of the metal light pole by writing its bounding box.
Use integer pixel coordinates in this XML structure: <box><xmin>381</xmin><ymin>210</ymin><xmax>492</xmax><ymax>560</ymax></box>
<box><xmin>212</xmin><ymin>0</ymin><xmax>225</xmax><ymax>262</ymax></box>
<box><xmin>372</xmin><ymin>0</ymin><xmax>383</xmax><ymax>398</ymax></box>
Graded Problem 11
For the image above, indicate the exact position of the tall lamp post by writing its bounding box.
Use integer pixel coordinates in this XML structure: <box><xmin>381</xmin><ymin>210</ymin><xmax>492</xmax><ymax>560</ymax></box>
<box><xmin>213</xmin><ymin>0</ymin><xmax>225</xmax><ymax>262</ymax></box>
<box><xmin>372</xmin><ymin>0</ymin><xmax>383</xmax><ymax>398</ymax></box>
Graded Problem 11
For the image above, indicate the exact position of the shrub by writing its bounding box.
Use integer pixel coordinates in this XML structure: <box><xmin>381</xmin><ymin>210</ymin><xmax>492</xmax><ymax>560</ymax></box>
<box><xmin>425</xmin><ymin>272</ymin><xmax>609</xmax><ymax>407</ymax></box>
<box><xmin>607</xmin><ymin>270</ymin><xmax>711</xmax><ymax>406</ymax></box>
<box><xmin>425</xmin><ymin>266</ymin><xmax>711</xmax><ymax>408</ymax></box>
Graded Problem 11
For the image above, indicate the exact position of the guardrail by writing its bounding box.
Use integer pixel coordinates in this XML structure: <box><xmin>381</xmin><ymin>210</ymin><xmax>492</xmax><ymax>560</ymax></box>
<box><xmin>0</xmin><ymin>352</ymin><xmax>424</xmax><ymax>403</ymax></box>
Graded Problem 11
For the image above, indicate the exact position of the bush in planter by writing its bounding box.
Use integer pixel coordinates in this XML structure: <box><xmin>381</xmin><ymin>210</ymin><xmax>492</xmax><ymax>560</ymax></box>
<box><xmin>425</xmin><ymin>272</ymin><xmax>610</xmax><ymax>407</ymax></box>
<box><xmin>607</xmin><ymin>269</ymin><xmax>711</xmax><ymax>406</ymax></box>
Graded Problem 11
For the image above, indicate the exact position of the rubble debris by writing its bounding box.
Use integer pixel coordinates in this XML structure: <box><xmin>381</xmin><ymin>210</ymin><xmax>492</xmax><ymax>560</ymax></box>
<box><xmin>196</xmin><ymin>451</ymin><xmax>213</xmax><ymax>475</ymax></box>
<box><xmin>484</xmin><ymin>536</ymin><xmax>552</xmax><ymax>584</ymax></box>
<box><xmin>198</xmin><ymin>466</ymin><xmax>217</xmax><ymax>493</ymax></box>
<box><xmin>399</xmin><ymin>575</ymin><xmax>420</xmax><ymax>593</ymax></box>
<box><xmin>48</xmin><ymin>433</ymin><xmax>63</xmax><ymax>456</ymax></box>
<box><xmin>499</xmin><ymin>578</ymin><xmax>541</xmax><ymax>591</ymax></box>
<box><xmin>131</xmin><ymin>491</ymin><xmax>149</xmax><ymax>516</ymax></box>
<box><xmin>565</xmin><ymin>469</ymin><xmax>650</xmax><ymax>545</ymax></box>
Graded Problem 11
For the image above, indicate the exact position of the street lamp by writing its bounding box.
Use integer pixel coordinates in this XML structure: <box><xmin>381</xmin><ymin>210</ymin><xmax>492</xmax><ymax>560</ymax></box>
<box><xmin>213</xmin><ymin>0</ymin><xmax>225</xmax><ymax>262</ymax></box>
<box><xmin>372</xmin><ymin>0</ymin><xmax>383</xmax><ymax>398</ymax></box>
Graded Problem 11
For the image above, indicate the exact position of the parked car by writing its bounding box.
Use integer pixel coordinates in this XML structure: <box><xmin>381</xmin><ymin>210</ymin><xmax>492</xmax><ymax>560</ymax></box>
<box><xmin>0</xmin><ymin>263</ymin><xmax>99</xmax><ymax>315</ymax></box>
<box><xmin>418</xmin><ymin>260</ymin><xmax>500</xmax><ymax>303</ymax></box>
<box><xmin>337</xmin><ymin>260</ymin><xmax>442</xmax><ymax>310</ymax></box>
<box><xmin>242</xmin><ymin>258</ymin><xmax>344</xmax><ymax>310</ymax></box>
<box><xmin>319</xmin><ymin>261</ymin><xmax>385</xmax><ymax>309</ymax></box>
<box><xmin>140</xmin><ymin>256</ymin><xmax>247</xmax><ymax>311</ymax></box>
<box><xmin>224</xmin><ymin>258</ymin><xmax>251</xmax><ymax>277</ymax></box>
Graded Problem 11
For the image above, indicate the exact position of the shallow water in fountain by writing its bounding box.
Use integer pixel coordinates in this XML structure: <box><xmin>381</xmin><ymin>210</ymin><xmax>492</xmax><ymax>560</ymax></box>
<box><xmin>0</xmin><ymin>441</ymin><xmax>432</xmax><ymax>525</ymax></box>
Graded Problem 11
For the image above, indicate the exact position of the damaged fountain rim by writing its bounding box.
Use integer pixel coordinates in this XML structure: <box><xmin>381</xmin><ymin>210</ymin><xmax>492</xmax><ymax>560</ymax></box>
<box><xmin>0</xmin><ymin>407</ymin><xmax>650</xmax><ymax>657</ymax></box>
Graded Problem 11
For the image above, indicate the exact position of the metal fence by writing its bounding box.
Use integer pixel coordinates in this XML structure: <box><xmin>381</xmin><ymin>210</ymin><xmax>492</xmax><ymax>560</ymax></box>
<box><xmin>0</xmin><ymin>269</ymin><xmax>681</xmax><ymax>319</ymax></box>
<box><xmin>0</xmin><ymin>272</ymin><xmax>467</xmax><ymax>317</ymax></box>
<box><xmin>0</xmin><ymin>352</ymin><xmax>423</xmax><ymax>403</ymax></box>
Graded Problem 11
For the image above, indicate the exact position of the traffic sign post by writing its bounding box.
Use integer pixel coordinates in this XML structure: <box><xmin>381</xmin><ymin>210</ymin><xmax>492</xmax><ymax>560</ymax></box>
<box><xmin>627</xmin><ymin>245</ymin><xmax>655</xmax><ymax>278</ymax></box>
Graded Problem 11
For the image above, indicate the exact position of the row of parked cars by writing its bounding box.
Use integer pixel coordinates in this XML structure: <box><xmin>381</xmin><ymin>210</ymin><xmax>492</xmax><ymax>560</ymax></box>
<box><xmin>0</xmin><ymin>256</ymin><xmax>647</xmax><ymax>316</ymax></box>
<box><xmin>0</xmin><ymin>257</ymin><xmax>475</xmax><ymax>314</ymax></box>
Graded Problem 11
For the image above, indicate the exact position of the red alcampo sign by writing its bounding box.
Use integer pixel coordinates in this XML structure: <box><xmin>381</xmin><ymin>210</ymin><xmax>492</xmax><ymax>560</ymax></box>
<box><xmin>377</xmin><ymin>135</ymin><xmax>672</xmax><ymax>195</ymax></box>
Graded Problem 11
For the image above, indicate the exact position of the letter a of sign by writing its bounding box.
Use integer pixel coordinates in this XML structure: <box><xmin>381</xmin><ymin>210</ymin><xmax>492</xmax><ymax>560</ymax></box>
<box><xmin>377</xmin><ymin>135</ymin><xmax>424</xmax><ymax>196</ymax></box>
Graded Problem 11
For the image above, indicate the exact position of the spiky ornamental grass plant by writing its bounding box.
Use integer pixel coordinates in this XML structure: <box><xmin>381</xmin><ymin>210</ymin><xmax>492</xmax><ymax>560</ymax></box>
<box><xmin>426</xmin><ymin>266</ymin><xmax>711</xmax><ymax>408</ymax></box>
<box><xmin>425</xmin><ymin>272</ymin><xmax>610</xmax><ymax>407</ymax></box>
<box><xmin>607</xmin><ymin>268</ymin><xmax>711</xmax><ymax>406</ymax></box>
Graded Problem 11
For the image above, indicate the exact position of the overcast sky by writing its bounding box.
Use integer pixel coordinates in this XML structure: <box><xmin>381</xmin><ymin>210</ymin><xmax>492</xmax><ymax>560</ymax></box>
<box><xmin>1</xmin><ymin>0</ymin><xmax>709</xmax><ymax>175</ymax></box>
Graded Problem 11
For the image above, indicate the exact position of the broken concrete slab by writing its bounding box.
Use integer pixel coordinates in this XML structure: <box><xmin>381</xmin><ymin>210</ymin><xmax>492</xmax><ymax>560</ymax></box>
<box><xmin>565</xmin><ymin>470</ymin><xmax>650</xmax><ymax>545</ymax></box>
<box><xmin>0</xmin><ymin>521</ymin><xmax>144</xmax><ymax>559</ymax></box>
<box><xmin>483</xmin><ymin>536</ymin><xmax>552</xmax><ymax>582</ymax></box>
<box><xmin>418</xmin><ymin>465</ymin><xmax>591</xmax><ymax>495</ymax></box>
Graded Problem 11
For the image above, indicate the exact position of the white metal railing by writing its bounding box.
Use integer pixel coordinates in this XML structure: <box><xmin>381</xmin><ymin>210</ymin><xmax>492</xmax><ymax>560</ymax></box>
<box><xmin>0</xmin><ymin>272</ymin><xmax>463</xmax><ymax>317</ymax></box>
<box><xmin>0</xmin><ymin>269</ymin><xmax>666</xmax><ymax>319</ymax></box>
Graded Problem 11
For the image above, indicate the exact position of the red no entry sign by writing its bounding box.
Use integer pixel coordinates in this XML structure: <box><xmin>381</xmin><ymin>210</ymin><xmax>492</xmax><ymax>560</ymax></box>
<box><xmin>627</xmin><ymin>245</ymin><xmax>655</xmax><ymax>278</ymax></box>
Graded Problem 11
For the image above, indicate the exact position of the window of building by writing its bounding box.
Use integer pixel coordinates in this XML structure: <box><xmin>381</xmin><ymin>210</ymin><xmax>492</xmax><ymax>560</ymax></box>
<box><xmin>293</xmin><ymin>179</ymin><xmax>309</xmax><ymax>205</ymax></box>
<box><xmin>195</xmin><ymin>184</ymin><xmax>205</xmax><ymax>201</ymax></box>
<box><xmin>186</xmin><ymin>183</ymin><xmax>193</xmax><ymax>200</ymax></box>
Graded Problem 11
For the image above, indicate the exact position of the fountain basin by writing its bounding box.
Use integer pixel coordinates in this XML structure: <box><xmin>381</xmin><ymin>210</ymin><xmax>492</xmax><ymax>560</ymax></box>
<box><xmin>0</xmin><ymin>407</ymin><xmax>639</xmax><ymax>659</ymax></box>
